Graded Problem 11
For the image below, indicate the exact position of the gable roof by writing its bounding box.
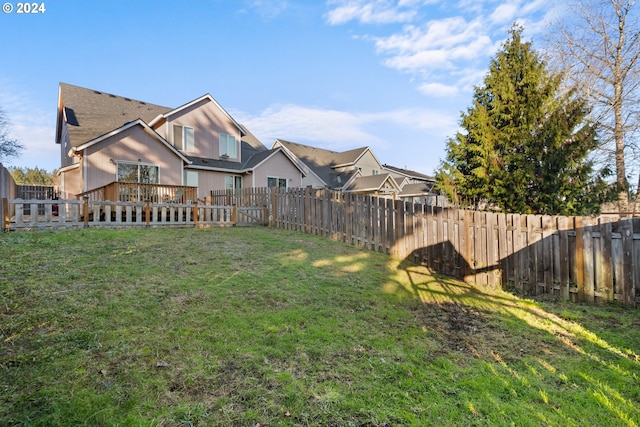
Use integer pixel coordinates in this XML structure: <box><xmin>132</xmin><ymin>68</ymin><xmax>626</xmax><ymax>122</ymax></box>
<box><xmin>243</xmin><ymin>147</ymin><xmax>306</xmax><ymax>175</ymax></box>
<box><xmin>332</xmin><ymin>146</ymin><xmax>371</xmax><ymax>167</ymax></box>
<box><xmin>239</xmin><ymin>124</ymin><xmax>267</xmax><ymax>152</ymax></box>
<box><xmin>57</xmin><ymin>83</ymin><xmax>172</xmax><ymax>148</ymax></box>
<box><xmin>73</xmin><ymin>119</ymin><xmax>190</xmax><ymax>164</ymax></box>
<box><xmin>382</xmin><ymin>164</ymin><xmax>435</xmax><ymax>182</ymax></box>
<box><xmin>398</xmin><ymin>182</ymin><xmax>436</xmax><ymax>197</ymax></box>
<box><xmin>148</xmin><ymin>93</ymin><xmax>246</xmax><ymax>137</ymax></box>
<box><xmin>186</xmin><ymin>145</ymin><xmax>306</xmax><ymax>176</ymax></box>
<box><xmin>343</xmin><ymin>173</ymin><xmax>401</xmax><ymax>194</ymax></box>
<box><xmin>273</xmin><ymin>139</ymin><xmax>372</xmax><ymax>188</ymax></box>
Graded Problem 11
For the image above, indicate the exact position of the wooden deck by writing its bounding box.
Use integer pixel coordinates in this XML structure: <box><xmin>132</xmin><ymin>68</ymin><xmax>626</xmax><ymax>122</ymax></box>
<box><xmin>77</xmin><ymin>182</ymin><xmax>197</xmax><ymax>204</ymax></box>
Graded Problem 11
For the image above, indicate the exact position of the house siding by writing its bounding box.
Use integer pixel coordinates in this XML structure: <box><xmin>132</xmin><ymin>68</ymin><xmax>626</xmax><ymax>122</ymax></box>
<box><xmin>192</xmin><ymin>169</ymin><xmax>232</xmax><ymax>197</ymax></box>
<box><xmin>338</xmin><ymin>150</ymin><xmax>381</xmax><ymax>175</ymax></box>
<box><xmin>84</xmin><ymin>124</ymin><xmax>184</xmax><ymax>192</ymax></box>
<box><xmin>55</xmin><ymin>84</ymin><xmax>307</xmax><ymax>198</ymax></box>
<box><xmin>154</xmin><ymin>99</ymin><xmax>242</xmax><ymax>162</ymax></box>
<box><xmin>59</xmin><ymin>166</ymin><xmax>82</xmax><ymax>199</ymax></box>
<box><xmin>59</xmin><ymin>121</ymin><xmax>76</xmax><ymax>168</ymax></box>
<box><xmin>301</xmin><ymin>172</ymin><xmax>325</xmax><ymax>188</ymax></box>
<box><xmin>253</xmin><ymin>151</ymin><xmax>302</xmax><ymax>188</ymax></box>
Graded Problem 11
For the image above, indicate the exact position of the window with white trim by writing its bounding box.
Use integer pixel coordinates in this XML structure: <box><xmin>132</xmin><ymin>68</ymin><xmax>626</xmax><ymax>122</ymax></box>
<box><xmin>184</xmin><ymin>170</ymin><xmax>198</xmax><ymax>187</ymax></box>
<box><xmin>116</xmin><ymin>162</ymin><xmax>159</xmax><ymax>184</ymax></box>
<box><xmin>219</xmin><ymin>133</ymin><xmax>237</xmax><ymax>158</ymax></box>
<box><xmin>225</xmin><ymin>175</ymin><xmax>242</xmax><ymax>190</ymax></box>
<box><xmin>173</xmin><ymin>124</ymin><xmax>194</xmax><ymax>152</ymax></box>
<box><xmin>267</xmin><ymin>177</ymin><xmax>287</xmax><ymax>188</ymax></box>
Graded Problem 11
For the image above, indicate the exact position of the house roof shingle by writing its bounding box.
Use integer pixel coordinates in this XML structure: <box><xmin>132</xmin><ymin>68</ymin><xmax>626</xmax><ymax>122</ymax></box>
<box><xmin>274</xmin><ymin>139</ymin><xmax>369</xmax><ymax>188</ymax></box>
<box><xmin>382</xmin><ymin>163</ymin><xmax>435</xmax><ymax>182</ymax></box>
<box><xmin>343</xmin><ymin>173</ymin><xmax>399</xmax><ymax>193</ymax></box>
<box><xmin>398</xmin><ymin>182</ymin><xmax>435</xmax><ymax>197</ymax></box>
<box><xmin>58</xmin><ymin>83</ymin><xmax>172</xmax><ymax>148</ymax></box>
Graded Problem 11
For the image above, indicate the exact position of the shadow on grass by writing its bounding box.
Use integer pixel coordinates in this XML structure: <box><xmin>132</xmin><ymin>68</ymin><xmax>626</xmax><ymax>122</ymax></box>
<box><xmin>377</xmin><ymin>249</ymin><xmax>640</xmax><ymax>426</ymax></box>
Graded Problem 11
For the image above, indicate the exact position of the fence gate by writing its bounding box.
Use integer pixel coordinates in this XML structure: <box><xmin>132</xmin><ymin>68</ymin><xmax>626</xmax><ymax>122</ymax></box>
<box><xmin>236</xmin><ymin>206</ymin><xmax>267</xmax><ymax>226</ymax></box>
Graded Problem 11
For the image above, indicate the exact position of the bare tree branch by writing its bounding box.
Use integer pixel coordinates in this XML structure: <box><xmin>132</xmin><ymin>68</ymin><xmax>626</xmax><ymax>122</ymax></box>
<box><xmin>0</xmin><ymin>107</ymin><xmax>23</xmax><ymax>162</ymax></box>
<box><xmin>549</xmin><ymin>0</ymin><xmax>640</xmax><ymax>209</ymax></box>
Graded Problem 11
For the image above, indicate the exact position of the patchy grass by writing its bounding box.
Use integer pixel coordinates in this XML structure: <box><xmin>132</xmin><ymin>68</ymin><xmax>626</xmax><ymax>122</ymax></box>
<box><xmin>1</xmin><ymin>227</ymin><xmax>639</xmax><ymax>426</ymax></box>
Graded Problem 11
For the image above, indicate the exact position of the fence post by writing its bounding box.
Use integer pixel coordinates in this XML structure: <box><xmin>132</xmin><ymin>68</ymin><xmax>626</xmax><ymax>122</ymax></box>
<box><xmin>83</xmin><ymin>196</ymin><xmax>89</xmax><ymax>227</ymax></box>
<box><xmin>2</xmin><ymin>197</ymin><xmax>8</xmax><ymax>231</ymax></box>
<box><xmin>232</xmin><ymin>205</ymin><xmax>237</xmax><ymax>225</ymax></box>
<box><xmin>145</xmin><ymin>201</ymin><xmax>151</xmax><ymax>226</ymax></box>
<box><xmin>270</xmin><ymin>187</ymin><xmax>277</xmax><ymax>228</ymax></box>
<box><xmin>574</xmin><ymin>217</ymin><xmax>585</xmax><ymax>302</ymax></box>
<box><xmin>305</xmin><ymin>187</ymin><xmax>311</xmax><ymax>234</ymax></box>
<box><xmin>193</xmin><ymin>202</ymin><xmax>198</xmax><ymax>227</ymax></box>
<box><xmin>344</xmin><ymin>193</ymin><xmax>351</xmax><ymax>244</ymax></box>
<box><xmin>621</xmin><ymin>218</ymin><xmax>635</xmax><ymax>306</ymax></box>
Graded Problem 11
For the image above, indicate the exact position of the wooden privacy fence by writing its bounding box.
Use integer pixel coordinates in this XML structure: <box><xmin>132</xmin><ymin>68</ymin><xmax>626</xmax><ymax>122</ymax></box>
<box><xmin>2</xmin><ymin>198</ymin><xmax>267</xmax><ymax>230</ymax></box>
<box><xmin>210</xmin><ymin>188</ymin><xmax>272</xmax><ymax>207</ymax></box>
<box><xmin>263</xmin><ymin>188</ymin><xmax>639</xmax><ymax>306</ymax></box>
<box><xmin>4</xmin><ymin>187</ymin><xmax>640</xmax><ymax>306</ymax></box>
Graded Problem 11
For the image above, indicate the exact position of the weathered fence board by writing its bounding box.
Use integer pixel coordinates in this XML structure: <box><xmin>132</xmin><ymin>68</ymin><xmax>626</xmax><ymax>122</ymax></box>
<box><xmin>254</xmin><ymin>188</ymin><xmax>639</xmax><ymax>306</ymax></box>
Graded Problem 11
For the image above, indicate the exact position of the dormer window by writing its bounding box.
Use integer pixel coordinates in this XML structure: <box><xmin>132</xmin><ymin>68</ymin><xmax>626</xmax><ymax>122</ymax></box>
<box><xmin>173</xmin><ymin>125</ymin><xmax>194</xmax><ymax>152</ymax></box>
<box><xmin>219</xmin><ymin>133</ymin><xmax>237</xmax><ymax>158</ymax></box>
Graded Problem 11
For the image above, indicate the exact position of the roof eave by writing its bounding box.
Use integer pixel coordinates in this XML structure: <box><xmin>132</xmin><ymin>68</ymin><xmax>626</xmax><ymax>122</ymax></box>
<box><xmin>73</xmin><ymin>119</ymin><xmax>191</xmax><ymax>164</ymax></box>
<box><xmin>158</xmin><ymin>94</ymin><xmax>246</xmax><ymax>136</ymax></box>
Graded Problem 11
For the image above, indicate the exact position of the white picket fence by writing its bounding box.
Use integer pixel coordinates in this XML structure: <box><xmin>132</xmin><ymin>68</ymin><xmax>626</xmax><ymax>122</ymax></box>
<box><xmin>2</xmin><ymin>198</ymin><xmax>267</xmax><ymax>230</ymax></box>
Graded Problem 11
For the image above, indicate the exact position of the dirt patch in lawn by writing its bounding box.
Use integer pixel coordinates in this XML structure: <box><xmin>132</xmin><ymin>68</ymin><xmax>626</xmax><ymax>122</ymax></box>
<box><xmin>410</xmin><ymin>301</ymin><xmax>548</xmax><ymax>362</ymax></box>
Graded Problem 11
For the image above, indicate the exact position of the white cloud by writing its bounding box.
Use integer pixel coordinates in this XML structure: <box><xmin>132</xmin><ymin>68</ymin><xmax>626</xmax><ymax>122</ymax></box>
<box><xmin>490</xmin><ymin>2</ymin><xmax>519</xmax><ymax>25</ymax></box>
<box><xmin>325</xmin><ymin>0</ymin><xmax>417</xmax><ymax>25</ymax></box>
<box><xmin>234</xmin><ymin>103</ymin><xmax>456</xmax><ymax>151</ymax></box>
<box><xmin>376</xmin><ymin>17</ymin><xmax>495</xmax><ymax>76</ymax></box>
<box><xmin>325</xmin><ymin>0</ymin><xmax>555</xmax><ymax>99</ymax></box>
<box><xmin>243</xmin><ymin>0</ymin><xmax>289</xmax><ymax>20</ymax></box>
<box><xmin>237</xmin><ymin>104</ymin><xmax>380</xmax><ymax>149</ymax></box>
<box><xmin>418</xmin><ymin>82</ymin><xmax>458</xmax><ymax>97</ymax></box>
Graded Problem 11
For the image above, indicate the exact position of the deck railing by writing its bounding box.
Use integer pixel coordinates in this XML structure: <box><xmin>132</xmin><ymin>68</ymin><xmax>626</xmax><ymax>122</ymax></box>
<box><xmin>77</xmin><ymin>182</ymin><xmax>197</xmax><ymax>204</ymax></box>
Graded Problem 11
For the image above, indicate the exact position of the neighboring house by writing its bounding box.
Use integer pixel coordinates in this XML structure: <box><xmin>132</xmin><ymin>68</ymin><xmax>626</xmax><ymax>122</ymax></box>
<box><xmin>382</xmin><ymin>164</ymin><xmax>437</xmax><ymax>204</ymax></box>
<box><xmin>272</xmin><ymin>139</ymin><xmax>436</xmax><ymax>201</ymax></box>
<box><xmin>272</xmin><ymin>139</ymin><xmax>388</xmax><ymax>189</ymax></box>
<box><xmin>55</xmin><ymin>83</ymin><xmax>304</xmax><ymax>201</ymax></box>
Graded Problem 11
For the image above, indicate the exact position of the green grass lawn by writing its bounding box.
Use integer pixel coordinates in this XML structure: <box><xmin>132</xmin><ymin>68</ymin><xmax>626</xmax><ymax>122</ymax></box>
<box><xmin>1</xmin><ymin>227</ymin><xmax>639</xmax><ymax>426</ymax></box>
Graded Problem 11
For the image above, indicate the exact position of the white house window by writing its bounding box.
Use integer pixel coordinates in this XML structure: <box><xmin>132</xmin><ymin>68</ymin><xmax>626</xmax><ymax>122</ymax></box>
<box><xmin>184</xmin><ymin>170</ymin><xmax>198</xmax><ymax>187</ymax></box>
<box><xmin>267</xmin><ymin>177</ymin><xmax>287</xmax><ymax>188</ymax></box>
<box><xmin>219</xmin><ymin>133</ymin><xmax>237</xmax><ymax>158</ymax></box>
<box><xmin>116</xmin><ymin>162</ymin><xmax>159</xmax><ymax>184</ymax></box>
<box><xmin>173</xmin><ymin>124</ymin><xmax>194</xmax><ymax>152</ymax></box>
<box><xmin>225</xmin><ymin>175</ymin><xmax>242</xmax><ymax>190</ymax></box>
<box><xmin>372</xmin><ymin>169</ymin><xmax>380</xmax><ymax>175</ymax></box>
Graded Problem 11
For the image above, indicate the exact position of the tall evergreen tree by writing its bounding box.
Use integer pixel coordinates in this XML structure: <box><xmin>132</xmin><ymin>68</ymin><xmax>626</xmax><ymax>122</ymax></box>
<box><xmin>436</xmin><ymin>25</ymin><xmax>610</xmax><ymax>215</ymax></box>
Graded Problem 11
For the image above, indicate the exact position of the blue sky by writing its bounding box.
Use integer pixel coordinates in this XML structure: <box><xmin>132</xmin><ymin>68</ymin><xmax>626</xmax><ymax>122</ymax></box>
<box><xmin>0</xmin><ymin>0</ymin><xmax>556</xmax><ymax>176</ymax></box>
